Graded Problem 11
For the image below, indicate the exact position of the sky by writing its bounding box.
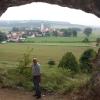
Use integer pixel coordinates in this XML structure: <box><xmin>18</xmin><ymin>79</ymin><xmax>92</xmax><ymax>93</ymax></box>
<box><xmin>0</xmin><ymin>2</ymin><xmax>100</xmax><ymax>27</ymax></box>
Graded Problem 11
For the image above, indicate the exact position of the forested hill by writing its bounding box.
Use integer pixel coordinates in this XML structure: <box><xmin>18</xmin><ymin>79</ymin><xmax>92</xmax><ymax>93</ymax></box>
<box><xmin>0</xmin><ymin>20</ymin><xmax>86</xmax><ymax>29</ymax></box>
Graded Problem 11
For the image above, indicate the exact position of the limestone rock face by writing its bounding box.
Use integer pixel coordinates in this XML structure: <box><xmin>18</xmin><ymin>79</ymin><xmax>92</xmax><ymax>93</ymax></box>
<box><xmin>92</xmin><ymin>48</ymin><xmax>100</xmax><ymax>70</ymax></box>
<box><xmin>86</xmin><ymin>48</ymin><xmax>100</xmax><ymax>100</ymax></box>
<box><xmin>88</xmin><ymin>72</ymin><xmax>100</xmax><ymax>100</ymax></box>
<box><xmin>0</xmin><ymin>0</ymin><xmax>100</xmax><ymax>17</ymax></box>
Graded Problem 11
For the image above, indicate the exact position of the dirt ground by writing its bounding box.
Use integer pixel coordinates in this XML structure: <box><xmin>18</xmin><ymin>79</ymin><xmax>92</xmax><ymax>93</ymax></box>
<box><xmin>0</xmin><ymin>88</ymin><xmax>71</xmax><ymax>100</ymax></box>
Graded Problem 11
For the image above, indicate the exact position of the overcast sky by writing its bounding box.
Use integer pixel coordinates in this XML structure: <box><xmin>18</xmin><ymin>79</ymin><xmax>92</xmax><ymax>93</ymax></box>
<box><xmin>0</xmin><ymin>2</ymin><xmax>100</xmax><ymax>27</ymax></box>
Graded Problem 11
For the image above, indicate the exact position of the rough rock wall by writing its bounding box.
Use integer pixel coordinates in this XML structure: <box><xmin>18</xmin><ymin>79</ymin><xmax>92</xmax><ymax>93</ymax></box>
<box><xmin>0</xmin><ymin>0</ymin><xmax>100</xmax><ymax>17</ymax></box>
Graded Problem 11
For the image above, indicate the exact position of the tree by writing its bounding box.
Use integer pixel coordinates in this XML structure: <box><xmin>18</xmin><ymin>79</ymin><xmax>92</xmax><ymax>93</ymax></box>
<box><xmin>0</xmin><ymin>31</ymin><xmax>7</xmax><ymax>42</ymax></box>
<box><xmin>60</xmin><ymin>28</ymin><xmax>78</xmax><ymax>37</ymax></box>
<box><xmin>72</xmin><ymin>28</ymin><xmax>81</xmax><ymax>32</ymax></box>
<box><xmin>60</xmin><ymin>29</ymin><xmax>72</xmax><ymax>37</ymax></box>
<box><xmin>58</xmin><ymin>52</ymin><xmax>78</xmax><ymax>72</ymax></box>
<box><xmin>52</xmin><ymin>31</ymin><xmax>58</xmax><ymax>37</ymax></box>
<box><xmin>72</xmin><ymin>30</ymin><xmax>77</xmax><ymax>37</ymax></box>
<box><xmin>22</xmin><ymin>34</ymin><xmax>27</xmax><ymax>38</ymax></box>
<box><xmin>45</xmin><ymin>31</ymin><xmax>51</xmax><ymax>37</ymax></box>
<box><xmin>83</xmin><ymin>27</ymin><xmax>92</xmax><ymax>37</ymax></box>
<box><xmin>79</xmin><ymin>49</ymin><xmax>97</xmax><ymax>73</ymax></box>
<box><xmin>12</xmin><ymin>27</ymin><xmax>19</xmax><ymax>32</ymax></box>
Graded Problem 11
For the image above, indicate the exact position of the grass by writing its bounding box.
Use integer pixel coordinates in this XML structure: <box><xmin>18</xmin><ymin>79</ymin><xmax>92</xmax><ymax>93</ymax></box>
<box><xmin>0</xmin><ymin>65</ymin><xmax>90</xmax><ymax>93</ymax></box>
<box><xmin>0</xmin><ymin>42</ymin><xmax>98</xmax><ymax>93</ymax></box>
<box><xmin>25</xmin><ymin>37</ymin><xmax>84</xmax><ymax>43</ymax></box>
<box><xmin>41</xmin><ymin>66</ymin><xmax>90</xmax><ymax>92</ymax></box>
<box><xmin>25</xmin><ymin>33</ymin><xmax>100</xmax><ymax>43</ymax></box>
<box><xmin>0</xmin><ymin>43</ymin><xmax>98</xmax><ymax>67</ymax></box>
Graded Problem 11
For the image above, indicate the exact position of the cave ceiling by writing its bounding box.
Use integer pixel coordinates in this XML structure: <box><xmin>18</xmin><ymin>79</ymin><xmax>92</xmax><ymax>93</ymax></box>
<box><xmin>0</xmin><ymin>0</ymin><xmax>100</xmax><ymax>17</ymax></box>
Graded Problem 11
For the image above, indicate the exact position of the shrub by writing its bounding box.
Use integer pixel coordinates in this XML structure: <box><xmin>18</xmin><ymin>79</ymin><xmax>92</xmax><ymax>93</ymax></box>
<box><xmin>14</xmin><ymin>48</ymin><xmax>33</xmax><ymax>90</ymax></box>
<box><xmin>48</xmin><ymin>59</ymin><xmax>56</xmax><ymax>67</ymax></box>
<box><xmin>0</xmin><ymin>66</ymin><xmax>90</xmax><ymax>93</ymax></box>
<box><xmin>2</xmin><ymin>48</ymin><xmax>34</xmax><ymax>90</ymax></box>
<box><xmin>58</xmin><ymin>52</ymin><xmax>78</xmax><ymax>72</ymax></box>
<box><xmin>2</xmin><ymin>67</ymin><xmax>33</xmax><ymax>90</ymax></box>
<box><xmin>82</xmin><ymin>37</ymin><xmax>89</xmax><ymax>43</ymax></box>
<box><xmin>79</xmin><ymin>49</ymin><xmax>97</xmax><ymax>73</ymax></box>
<box><xmin>41</xmin><ymin>67</ymin><xmax>90</xmax><ymax>93</ymax></box>
<box><xmin>18</xmin><ymin>48</ymin><xmax>33</xmax><ymax>74</ymax></box>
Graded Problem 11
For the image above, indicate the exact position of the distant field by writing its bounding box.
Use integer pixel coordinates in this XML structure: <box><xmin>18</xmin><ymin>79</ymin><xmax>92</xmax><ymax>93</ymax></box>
<box><xmin>25</xmin><ymin>37</ymin><xmax>84</xmax><ymax>43</ymax></box>
<box><xmin>0</xmin><ymin>43</ymin><xmax>98</xmax><ymax>68</ymax></box>
<box><xmin>25</xmin><ymin>34</ymin><xmax>100</xmax><ymax>43</ymax></box>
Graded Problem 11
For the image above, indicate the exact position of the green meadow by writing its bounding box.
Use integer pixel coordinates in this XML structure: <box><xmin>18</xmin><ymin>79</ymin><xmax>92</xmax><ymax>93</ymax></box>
<box><xmin>0</xmin><ymin>43</ymin><xmax>98</xmax><ymax>68</ymax></box>
<box><xmin>25</xmin><ymin>32</ymin><xmax>100</xmax><ymax>43</ymax></box>
<box><xmin>0</xmin><ymin>22</ymin><xmax>100</xmax><ymax>93</ymax></box>
<box><xmin>0</xmin><ymin>39</ymin><xmax>99</xmax><ymax>92</ymax></box>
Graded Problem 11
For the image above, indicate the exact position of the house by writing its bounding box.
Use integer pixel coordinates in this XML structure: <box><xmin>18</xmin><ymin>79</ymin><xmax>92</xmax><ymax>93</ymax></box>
<box><xmin>57</xmin><ymin>31</ymin><xmax>64</xmax><ymax>36</ymax></box>
<box><xmin>7</xmin><ymin>32</ymin><xmax>25</xmax><ymax>42</ymax></box>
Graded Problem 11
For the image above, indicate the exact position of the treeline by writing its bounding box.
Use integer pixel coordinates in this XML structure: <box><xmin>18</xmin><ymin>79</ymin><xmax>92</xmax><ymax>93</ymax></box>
<box><xmin>0</xmin><ymin>31</ymin><xmax>7</xmax><ymax>43</ymax></box>
<box><xmin>44</xmin><ymin>28</ymin><xmax>81</xmax><ymax>37</ymax></box>
<box><xmin>45</xmin><ymin>27</ymin><xmax>93</xmax><ymax>38</ymax></box>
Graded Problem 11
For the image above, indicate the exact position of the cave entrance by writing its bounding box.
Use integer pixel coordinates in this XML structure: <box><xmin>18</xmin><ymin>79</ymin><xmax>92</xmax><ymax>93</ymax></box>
<box><xmin>0</xmin><ymin>2</ymin><xmax>100</xmax><ymax>64</ymax></box>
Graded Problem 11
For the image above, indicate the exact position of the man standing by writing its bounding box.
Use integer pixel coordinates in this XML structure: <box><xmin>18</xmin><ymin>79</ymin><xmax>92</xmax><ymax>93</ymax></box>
<box><xmin>32</xmin><ymin>58</ymin><xmax>41</xmax><ymax>99</ymax></box>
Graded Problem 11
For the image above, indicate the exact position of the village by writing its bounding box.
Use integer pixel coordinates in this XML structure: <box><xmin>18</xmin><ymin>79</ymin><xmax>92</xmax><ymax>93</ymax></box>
<box><xmin>6</xmin><ymin>23</ymin><xmax>65</xmax><ymax>42</ymax></box>
<box><xmin>7</xmin><ymin>23</ymin><xmax>49</xmax><ymax>42</ymax></box>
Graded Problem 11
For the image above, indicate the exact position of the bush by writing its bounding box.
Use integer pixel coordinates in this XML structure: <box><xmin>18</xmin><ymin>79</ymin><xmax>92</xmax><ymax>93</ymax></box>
<box><xmin>0</xmin><ymin>48</ymin><xmax>34</xmax><ymax>90</ymax></box>
<box><xmin>41</xmin><ymin>67</ymin><xmax>90</xmax><ymax>93</ymax></box>
<box><xmin>79</xmin><ymin>49</ymin><xmax>97</xmax><ymax>73</ymax></box>
<box><xmin>0</xmin><ymin>66</ymin><xmax>90</xmax><ymax>93</ymax></box>
<box><xmin>58</xmin><ymin>52</ymin><xmax>78</xmax><ymax>72</ymax></box>
<box><xmin>48</xmin><ymin>59</ymin><xmax>56</xmax><ymax>67</ymax></box>
<box><xmin>13</xmin><ymin>48</ymin><xmax>33</xmax><ymax>90</ymax></box>
<box><xmin>18</xmin><ymin>48</ymin><xmax>33</xmax><ymax>74</ymax></box>
<box><xmin>82</xmin><ymin>37</ymin><xmax>89</xmax><ymax>43</ymax></box>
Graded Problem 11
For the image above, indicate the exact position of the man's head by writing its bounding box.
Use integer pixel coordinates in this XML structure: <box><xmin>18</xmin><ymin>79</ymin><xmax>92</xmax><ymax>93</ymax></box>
<box><xmin>33</xmin><ymin>58</ymin><xmax>37</xmax><ymax>64</ymax></box>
